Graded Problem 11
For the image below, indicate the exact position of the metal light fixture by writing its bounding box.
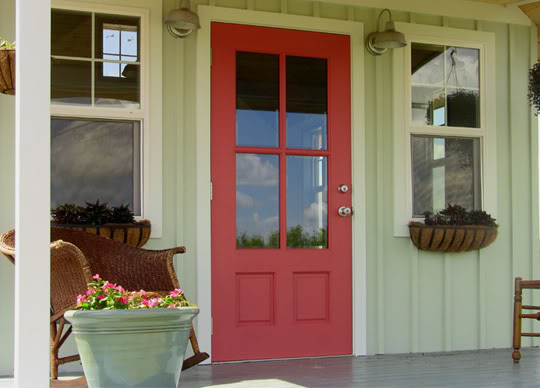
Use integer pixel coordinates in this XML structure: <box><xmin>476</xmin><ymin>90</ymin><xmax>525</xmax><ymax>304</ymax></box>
<box><xmin>165</xmin><ymin>0</ymin><xmax>201</xmax><ymax>38</ymax></box>
<box><xmin>366</xmin><ymin>9</ymin><xmax>407</xmax><ymax>56</ymax></box>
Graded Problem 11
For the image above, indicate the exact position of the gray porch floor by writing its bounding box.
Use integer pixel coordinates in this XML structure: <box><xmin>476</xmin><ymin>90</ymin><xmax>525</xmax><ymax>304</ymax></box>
<box><xmin>2</xmin><ymin>348</ymin><xmax>540</xmax><ymax>387</ymax></box>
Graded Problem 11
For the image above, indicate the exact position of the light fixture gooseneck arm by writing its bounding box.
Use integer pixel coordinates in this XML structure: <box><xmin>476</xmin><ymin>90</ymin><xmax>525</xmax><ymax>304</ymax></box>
<box><xmin>377</xmin><ymin>9</ymin><xmax>393</xmax><ymax>32</ymax></box>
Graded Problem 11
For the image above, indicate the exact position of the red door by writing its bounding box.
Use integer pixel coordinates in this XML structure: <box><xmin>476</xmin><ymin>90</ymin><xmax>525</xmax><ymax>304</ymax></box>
<box><xmin>211</xmin><ymin>22</ymin><xmax>352</xmax><ymax>361</ymax></box>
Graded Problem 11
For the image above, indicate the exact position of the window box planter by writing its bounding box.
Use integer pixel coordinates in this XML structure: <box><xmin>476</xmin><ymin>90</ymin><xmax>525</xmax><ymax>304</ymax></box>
<box><xmin>52</xmin><ymin>220</ymin><xmax>151</xmax><ymax>248</ymax></box>
<box><xmin>409</xmin><ymin>222</ymin><xmax>498</xmax><ymax>252</ymax></box>
<box><xmin>65</xmin><ymin>307</ymin><xmax>199</xmax><ymax>388</ymax></box>
<box><xmin>0</xmin><ymin>48</ymin><xmax>15</xmax><ymax>95</ymax></box>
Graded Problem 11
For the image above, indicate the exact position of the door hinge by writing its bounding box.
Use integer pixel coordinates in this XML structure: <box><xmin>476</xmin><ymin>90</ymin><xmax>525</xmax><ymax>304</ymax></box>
<box><xmin>210</xmin><ymin>182</ymin><xmax>213</xmax><ymax>200</ymax></box>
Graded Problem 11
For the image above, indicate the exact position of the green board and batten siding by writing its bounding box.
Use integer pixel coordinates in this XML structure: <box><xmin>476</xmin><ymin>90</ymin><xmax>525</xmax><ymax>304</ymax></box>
<box><xmin>0</xmin><ymin>0</ymin><xmax>538</xmax><ymax>375</ymax></box>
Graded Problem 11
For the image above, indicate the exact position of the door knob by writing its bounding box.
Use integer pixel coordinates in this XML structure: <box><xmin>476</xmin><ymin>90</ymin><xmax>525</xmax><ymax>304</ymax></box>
<box><xmin>338</xmin><ymin>206</ymin><xmax>352</xmax><ymax>217</ymax></box>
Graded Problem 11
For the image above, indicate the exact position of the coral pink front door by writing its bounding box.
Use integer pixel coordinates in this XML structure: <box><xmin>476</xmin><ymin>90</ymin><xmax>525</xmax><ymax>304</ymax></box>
<box><xmin>211</xmin><ymin>22</ymin><xmax>352</xmax><ymax>361</ymax></box>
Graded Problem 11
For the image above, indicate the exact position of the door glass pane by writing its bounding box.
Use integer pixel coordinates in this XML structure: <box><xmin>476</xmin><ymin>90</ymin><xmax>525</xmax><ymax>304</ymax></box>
<box><xmin>51</xmin><ymin>118</ymin><xmax>142</xmax><ymax>215</ymax></box>
<box><xmin>51</xmin><ymin>59</ymin><xmax>91</xmax><ymax>106</ymax></box>
<box><xmin>286</xmin><ymin>156</ymin><xmax>328</xmax><ymax>249</ymax></box>
<box><xmin>411</xmin><ymin>135</ymin><xmax>481</xmax><ymax>217</ymax></box>
<box><xmin>236</xmin><ymin>154</ymin><xmax>280</xmax><ymax>248</ymax></box>
<box><xmin>236</xmin><ymin>52</ymin><xmax>280</xmax><ymax>148</ymax></box>
<box><xmin>51</xmin><ymin>9</ymin><xmax>92</xmax><ymax>58</ymax></box>
<box><xmin>286</xmin><ymin>56</ymin><xmax>328</xmax><ymax>150</ymax></box>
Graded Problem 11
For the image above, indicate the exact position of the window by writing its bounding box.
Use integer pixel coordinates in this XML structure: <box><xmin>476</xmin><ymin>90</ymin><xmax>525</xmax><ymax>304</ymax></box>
<box><xmin>410</xmin><ymin>42</ymin><xmax>482</xmax><ymax>217</ymax></box>
<box><xmin>50</xmin><ymin>7</ymin><xmax>144</xmax><ymax>216</ymax></box>
<box><xmin>392</xmin><ymin>23</ymin><xmax>497</xmax><ymax>236</ymax></box>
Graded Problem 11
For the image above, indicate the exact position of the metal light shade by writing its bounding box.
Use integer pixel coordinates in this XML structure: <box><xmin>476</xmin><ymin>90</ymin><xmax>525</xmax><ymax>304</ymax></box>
<box><xmin>366</xmin><ymin>9</ymin><xmax>407</xmax><ymax>55</ymax></box>
<box><xmin>372</xmin><ymin>21</ymin><xmax>407</xmax><ymax>49</ymax></box>
<box><xmin>165</xmin><ymin>0</ymin><xmax>200</xmax><ymax>38</ymax></box>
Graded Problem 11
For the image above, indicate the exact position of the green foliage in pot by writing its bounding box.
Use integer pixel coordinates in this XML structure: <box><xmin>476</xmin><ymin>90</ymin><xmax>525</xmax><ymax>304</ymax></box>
<box><xmin>529</xmin><ymin>62</ymin><xmax>540</xmax><ymax>115</ymax></box>
<box><xmin>76</xmin><ymin>274</ymin><xmax>194</xmax><ymax>310</ymax></box>
<box><xmin>0</xmin><ymin>37</ymin><xmax>15</xmax><ymax>49</ymax></box>
<box><xmin>51</xmin><ymin>200</ymin><xmax>136</xmax><ymax>225</ymax></box>
<box><xmin>423</xmin><ymin>204</ymin><xmax>497</xmax><ymax>227</ymax></box>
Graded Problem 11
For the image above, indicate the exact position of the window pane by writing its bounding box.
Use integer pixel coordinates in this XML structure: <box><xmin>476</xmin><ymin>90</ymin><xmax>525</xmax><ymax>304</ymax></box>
<box><xmin>236</xmin><ymin>154</ymin><xmax>280</xmax><ymax>248</ymax></box>
<box><xmin>95</xmin><ymin>14</ymin><xmax>140</xmax><ymax>61</ymax></box>
<box><xmin>286</xmin><ymin>56</ymin><xmax>328</xmax><ymax>150</ymax></box>
<box><xmin>51</xmin><ymin>59</ymin><xmax>91</xmax><ymax>105</ymax></box>
<box><xmin>411</xmin><ymin>43</ymin><xmax>480</xmax><ymax>128</ymax></box>
<box><xmin>286</xmin><ymin>156</ymin><xmax>328</xmax><ymax>249</ymax></box>
<box><xmin>95</xmin><ymin>62</ymin><xmax>140</xmax><ymax>108</ymax></box>
<box><xmin>236</xmin><ymin>52</ymin><xmax>280</xmax><ymax>148</ymax></box>
<box><xmin>411</xmin><ymin>43</ymin><xmax>444</xmax><ymax>86</ymax></box>
<box><xmin>51</xmin><ymin>118</ymin><xmax>141</xmax><ymax>215</ymax></box>
<box><xmin>412</xmin><ymin>136</ymin><xmax>481</xmax><ymax>217</ymax></box>
<box><xmin>445</xmin><ymin>47</ymin><xmax>479</xmax><ymax>89</ymax></box>
<box><xmin>412</xmin><ymin>86</ymin><xmax>446</xmax><ymax>126</ymax></box>
<box><xmin>51</xmin><ymin>9</ymin><xmax>92</xmax><ymax>58</ymax></box>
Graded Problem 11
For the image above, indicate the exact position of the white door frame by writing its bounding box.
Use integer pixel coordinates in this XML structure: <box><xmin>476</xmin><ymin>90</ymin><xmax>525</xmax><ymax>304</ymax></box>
<box><xmin>195</xmin><ymin>5</ymin><xmax>366</xmax><ymax>361</ymax></box>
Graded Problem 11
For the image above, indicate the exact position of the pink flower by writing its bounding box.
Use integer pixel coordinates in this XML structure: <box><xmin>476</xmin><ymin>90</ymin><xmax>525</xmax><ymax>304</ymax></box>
<box><xmin>85</xmin><ymin>288</ymin><xmax>95</xmax><ymax>297</ymax></box>
<box><xmin>97</xmin><ymin>295</ymin><xmax>106</xmax><ymax>300</ymax></box>
<box><xmin>92</xmin><ymin>274</ymin><xmax>100</xmax><ymax>280</ymax></box>
<box><xmin>168</xmin><ymin>304</ymin><xmax>175</xmax><ymax>308</ymax></box>
<box><xmin>115</xmin><ymin>296</ymin><xmax>129</xmax><ymax>305</ymax></box>
<box><xmin>139</xmin><ymin>290</ymin><xmax>146</xmax><ymax>295</ymax></box>
<box><xmin>116</xmin><ymin>286</ymin><xmax>125</xmax><ymax>293</ymax></box>
<box><xmin>76</xmin><ymin>295</ymin><xmax>85</xmax><ymax>305</ymax></box>
<box><xmin>170</xmin><ymin>288</ymin><xmax>184</xmax><ymax>297</ymax></box>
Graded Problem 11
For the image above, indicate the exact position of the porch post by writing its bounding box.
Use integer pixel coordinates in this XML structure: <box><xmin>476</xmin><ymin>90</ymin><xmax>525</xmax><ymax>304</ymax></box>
<box><xmin>14</xmin><ymin>0</ymin><xmax>51</xmax><ymax>386</ymax></box>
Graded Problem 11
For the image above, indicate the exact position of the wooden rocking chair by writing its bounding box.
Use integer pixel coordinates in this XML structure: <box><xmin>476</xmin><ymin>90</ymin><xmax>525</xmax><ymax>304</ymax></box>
<box><xmin>0</xmin><ymin>228</ymin><xmax>209</xmax><ymax>380</ymax></box>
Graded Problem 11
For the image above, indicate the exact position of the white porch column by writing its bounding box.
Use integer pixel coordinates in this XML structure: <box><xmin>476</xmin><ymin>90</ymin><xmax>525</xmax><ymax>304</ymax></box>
<box><xmin>14</xmin><ymin>0</ymin><xmax>51</xmax><ymax>387</ymax></box>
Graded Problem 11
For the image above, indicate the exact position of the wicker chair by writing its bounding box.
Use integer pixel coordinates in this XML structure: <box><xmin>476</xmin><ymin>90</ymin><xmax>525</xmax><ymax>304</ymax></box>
<box><xmin>0</xmin><ymin>228</ymin><xmax>209</xmax><ymax>380</ymax></box>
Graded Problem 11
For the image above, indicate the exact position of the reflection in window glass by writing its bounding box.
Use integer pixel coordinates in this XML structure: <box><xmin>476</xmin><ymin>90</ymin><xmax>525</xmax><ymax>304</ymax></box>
<box><xmin>411</xmin><ymin>43</ymin><xmax>480</xmax><ymax>128</ymax></box>
<box><xmin>95</xmin><ymin>62</ymin><xmax>140</xmax><ymax>108</ymax></box>
<box><xmin>51</xmin><ymin>59</ymin><xmax>92</xmax><ymax>105</ymax></box>
<box><xmin>286</xmin><ymin>156</ymin><xmax>328</xmax><ymax>249</ymax></box>
<box><xmin>236</xmin><ymin>52</ymin><xmax>280</xmax><ymax>148</ymax></box>
<box><xmin>411</xmin><ymin>135</ymin><xmax>481</xmax><ymax>217</ymax></box>
<box><xmin>51</xmin><ymin>10</ymin><xmax>92</xmax><ymax>58</ymax></box>
<box><xmin>286</xmin><ymin>56</ymin><xmax>328</xmax><ymax>150</ymax></box>
<box><xmin>51</xmin><ymin>118</ymin><xmax>142</xmax><ymax>215</ymax></box>
<box><xmin>236</xmin><ymin>154</ymin><xmax>280</xmax><ymax>248</ymax></box>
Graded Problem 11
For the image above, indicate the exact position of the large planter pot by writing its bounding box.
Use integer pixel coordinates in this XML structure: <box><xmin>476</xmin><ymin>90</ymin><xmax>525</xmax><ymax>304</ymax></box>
<box><xmin>53</xmin><ymin>220</ymin><xmax>151</xmax><ymax>247</ymax></box>
<box><xmin>65</xmin><ymin>307</ymin><xmax>199</xmax><ymax>388</ymax></box>
<box><xmin>0</xmin><ymin>48</ymin><xmax>15</xmax><ymax>95</ymax></box>
<box><xmin>409</xmin><ymin>222</ymin><xmax>498</xmax><ymax>252</ymax></box>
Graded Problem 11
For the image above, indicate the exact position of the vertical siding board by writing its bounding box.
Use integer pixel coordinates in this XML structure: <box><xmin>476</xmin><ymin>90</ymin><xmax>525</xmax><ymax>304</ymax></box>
<box><xmin>476</xmin><ymin>19</ymin><xmax>487</xmax><ymax>351</ymax></box>
<box><xmin>418</xmin><ymin>251</ymin><xmax>444</xmax><ymax>352</ymax></box>
<box><xmin>287</xmin><ymin>0</ymin><xmax>311</xmax><ymax>16</ymax></box>
<box><xmin>443</xmin><ymin>254</ymin><xmax>452</xmax><ymax>350</ymax></box>
<box><xmin>312</xmin><ymin>1</ymin><xmax>320</xmax><ymax>17</ymax></box>
<box><xmin>363</xmin><ymin>8</ymin><xmax>379</xmax><ymax>355</ymax></box>
<box><xmin>510</xmin><ymin>24</ymin><xmax>534</xmax><ymax>345</ymax></box>
<box><xmin>529</xmin><ymin>23</ymin><xmax>540</xmax><ymax>343</ymax></box>
<box><xmin>480</xmin><ymin>21</ymin><xmax>512</xmax><ymax>348</ymax></box>
<box><xmin>375</xmin><ymin>28</ymin><xmax>386</xmax><ymax>353</ymax></box>
<box><xmin>409</xmin><ymin>242</ymin><xmax>419</xmax><ymax>352</ymax></box>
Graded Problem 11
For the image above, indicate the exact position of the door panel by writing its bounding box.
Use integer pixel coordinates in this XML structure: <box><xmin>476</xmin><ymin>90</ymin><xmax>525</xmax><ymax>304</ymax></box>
<box><xmin>211</xmin><ymin>22</ymin><xmax>352</xmax><ymax>361</ymax></box>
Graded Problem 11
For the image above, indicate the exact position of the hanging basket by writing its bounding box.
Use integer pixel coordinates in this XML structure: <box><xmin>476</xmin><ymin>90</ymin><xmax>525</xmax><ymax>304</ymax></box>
<box><xmin>409</xmin><ymin>222</ymin><xmax>498</xmax><ymax>252</ymax></box>
<box><xmin>0</xmin><ymin>48</ymin><xmax>15</xmax><ymax>95</ymax></box>
<box><xmin>52</xmin><ymin>220</ymin><xmax>152</xmax><ymax>248</ymax></box>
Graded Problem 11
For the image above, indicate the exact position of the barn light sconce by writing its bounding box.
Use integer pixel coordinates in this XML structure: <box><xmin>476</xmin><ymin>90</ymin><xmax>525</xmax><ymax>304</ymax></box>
<box><xmin>165</xmin><ymin>0</ymin><xmax>201</xmax><ymax>38</ymax></box>
<box><xmin>366</xmin><ymin>9</ymin><xmax>407</xmax><ymax>56</ymax></box>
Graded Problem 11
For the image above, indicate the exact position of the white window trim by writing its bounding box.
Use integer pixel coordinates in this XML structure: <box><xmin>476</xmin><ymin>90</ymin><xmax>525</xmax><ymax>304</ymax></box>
<box><xmin>51</xmin><ymin>0</ymin><xmax>163</xmax><ymax>238</ymax></box>
<box><xmin>393</xmin><ymin>22</ymin><xmax>497</xmax><ymax>237</ymax></box>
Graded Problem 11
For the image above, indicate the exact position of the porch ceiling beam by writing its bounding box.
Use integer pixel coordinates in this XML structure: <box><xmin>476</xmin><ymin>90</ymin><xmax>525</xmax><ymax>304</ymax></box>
<box><xmin>14</xmin><ymin>0</ymin><xmax>51</xmax><ymax>386</ymax></box>
<box><xmin>317</xmin><ymin>0</ymin><xmax>532</xmax><ymax>25</ymax></box>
